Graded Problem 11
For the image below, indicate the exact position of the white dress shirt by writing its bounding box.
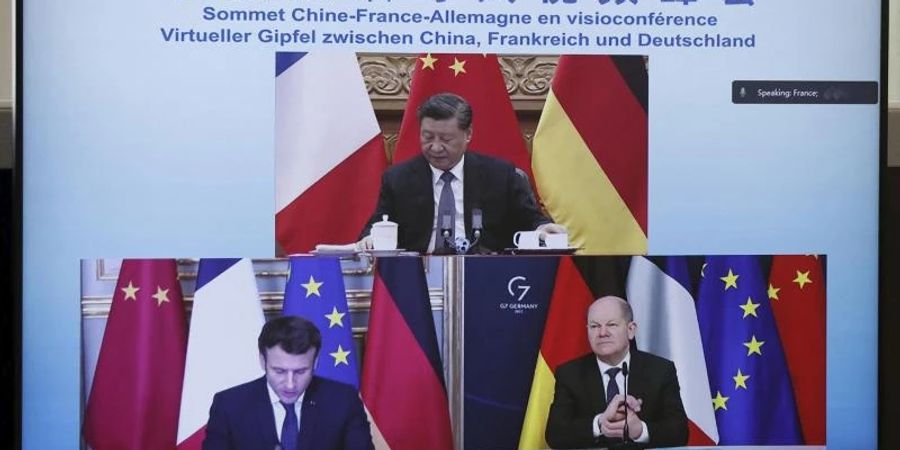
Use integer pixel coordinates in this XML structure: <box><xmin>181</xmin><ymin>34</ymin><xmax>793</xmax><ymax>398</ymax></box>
<box><xmin>266</xmin><ymin>382</ymin><xmax>304</xmax><ymax>441</ymax></box>
<box><xmin>592</xmin><ymin>352</ymin><xmax>650</xmax><ymax>443</ymax></box>
<box><xmin>427</xmin><ymin>155</ymin><xmax>466</xmax><ymax>253</ymax></box>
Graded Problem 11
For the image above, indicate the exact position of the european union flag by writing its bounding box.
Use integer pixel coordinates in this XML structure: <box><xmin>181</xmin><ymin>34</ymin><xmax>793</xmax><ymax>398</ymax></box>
<box><xmin>696</xmin><ymin>256</ymin><xmax>802</xmax><ymax>444</ymax></box>
<box><xmin>283</xmin><ymin>256</ymin><xmax>359</xmax><ymax>388</ymax></box>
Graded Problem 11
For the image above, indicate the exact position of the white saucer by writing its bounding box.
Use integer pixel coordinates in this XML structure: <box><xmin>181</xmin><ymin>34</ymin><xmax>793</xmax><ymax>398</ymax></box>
<box><xmin>365</xmin><ymin>249</ymin><xmax>408</xmax><ymax>257</ymax></box>
<box><xmin>311</xmin><ymin>249</ymin><xmax>359</xmax><ymax>258</ymax></box>
<box><xmin>504</xmin><ymin>247</ymin><xmax>580</xmax><ymax>255</ymax></box>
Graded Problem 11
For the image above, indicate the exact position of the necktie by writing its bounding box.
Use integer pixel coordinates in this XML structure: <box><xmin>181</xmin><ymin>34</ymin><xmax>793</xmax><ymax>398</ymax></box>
<box><xmin>605</xmin><ymin>367</ymin><xmax>621</xmax><ymax>405</ymax></box>
<box><xmin>434</xmin><ymin>171</ymin><xmax>456</xmax><ymax>250</ymax></box>
<box><xmin>281</xmin><ymin>401</ymin><xmax>298</xmax><ymax>450</ymax></box>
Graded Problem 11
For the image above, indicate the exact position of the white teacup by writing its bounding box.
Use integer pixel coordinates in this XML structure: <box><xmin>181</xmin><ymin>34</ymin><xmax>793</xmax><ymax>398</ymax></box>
<box><xmin>513</xmin><ymin>231</ymin><xmax>541</xmax><ymax>249</ymax></box>
<box><xmin>371</xmin><ymin>215</ymin><xmax>398</xmax><ymax>250</ymax></box>
<box><xmin>544</xmin><ymin>233</ymin><xmax>569</xmax><ymax>249</ymax></box>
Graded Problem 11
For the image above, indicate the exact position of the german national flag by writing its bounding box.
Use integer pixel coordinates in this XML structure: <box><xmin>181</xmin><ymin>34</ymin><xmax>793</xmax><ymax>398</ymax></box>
<box><xmin>518</xmin><ymin>256</ymin><xmax>627</xmax><ymax>449</ymax></box>
<box><xmin>533</xmin><ymin>55</ymin><xmax>648</xmax><ymax>254</ymax></box>
<box><xmin>361</xmin><ymin>257</ymin><xmax>454</xmax><ymax>450</ymax></box>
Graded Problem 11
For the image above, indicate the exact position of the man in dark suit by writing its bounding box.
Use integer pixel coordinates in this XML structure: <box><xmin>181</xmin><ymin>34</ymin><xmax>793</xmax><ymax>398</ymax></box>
<box><xmin>203</xmin><ymin>316</ymin><xmax>373</xmax><ymax>450</ymax></box>
<box><xmin>358</xmin><ymin>93</ymin><xmax>566</xmax><ymax>253</ymax></box>
<box><xmin>545</xmin><ymin>296</ymin><xmax>688</xmax><ymax>449</ymax></box>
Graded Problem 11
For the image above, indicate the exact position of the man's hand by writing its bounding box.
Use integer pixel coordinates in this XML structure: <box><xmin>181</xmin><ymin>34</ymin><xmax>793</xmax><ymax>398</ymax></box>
<box><xmin>599</xmin><ymin>395</ymin><xmax>626</xmax><ymax>438</ymax></box>
<box><xmin>623</xmin><ymin>395</ymin><xmax>644</xmax><ymax>440</ymax></box>
<box><xmin>599</xmin><ymin>394</ymin><xmax>644</xmax><ymax>439</ymax></box>
<box><xmin>536</xmin><ymin>223</ymin><xmax>567</xmax><ymax>236</ymax></box>
<box><xmin>357</xmin><ymin>235</ymin><xmax>373</xmax><ymax>251</ymax></box>
<box><xmin>623</xmin><ymin>395</ymin><xmax>643</xmax><ymax>414</ymax></box>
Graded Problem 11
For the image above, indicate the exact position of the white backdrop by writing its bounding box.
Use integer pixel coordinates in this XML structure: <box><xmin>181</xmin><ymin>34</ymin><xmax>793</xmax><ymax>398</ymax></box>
<box><xmin>23</xmin><ymin>1</ymin><xmax>880</xmax><ymax>448</ymax></box>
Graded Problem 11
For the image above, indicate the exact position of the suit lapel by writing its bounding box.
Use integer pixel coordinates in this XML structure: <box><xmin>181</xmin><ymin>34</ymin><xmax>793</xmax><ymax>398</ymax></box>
<box><xmin>462</xmin><ymin>153</ymin><xmax>479</xmax><ymax>240</ymax></box>
<box><xmin>252</xmin><ymin>377</ymin><xmax>279</xmax><ymax>448</ymax></box>
<box><xmin>297</xmin><ymin>380</ymin><xmax>319</xmax><ymax>450</ymax></box>
<box><xmin>412</xmin><ymin>157</ymin><xmax>436</xmax><ymax>250</ymax></box>
<box><xmin>626</xmin><ymin>351</ymin><xmax>648</xmax><ymax>402</ymax></box>
<box><xmin>582</xmin><ymin>355</ymin><xmax>606</xmax><ymax>412</ymax></box>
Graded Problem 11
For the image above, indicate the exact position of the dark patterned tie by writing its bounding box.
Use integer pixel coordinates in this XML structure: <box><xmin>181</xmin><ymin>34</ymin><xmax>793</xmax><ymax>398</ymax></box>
<box><xmin>434</xmin><ymin>171</ymin><xmax>456</xmax><ymax>249</ymax></box>
<box><xmin>281</xmin><ymin>401</ymin><xmax>298</xmax><ymax>450</ymax></box>
<box><xmin>605</xmin><ymin>367</ymin><xmax>621</xmax><ymax>405</ymax></box>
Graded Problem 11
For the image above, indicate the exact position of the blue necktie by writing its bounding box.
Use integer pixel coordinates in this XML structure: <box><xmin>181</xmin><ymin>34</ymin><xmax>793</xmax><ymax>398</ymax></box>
<box><xmin>605</xmin><ymin>367</ymin><xmax>621</xmax><ymax>405</ymax></box>
<box><xmin>281</xmin><ymin>401</ymin><xmax>298</xmax><ymax>450</ymax></box>
<box><xmin>434</xmin><ymin>171</ymin><xmax>456</xmax><ymax>249</ymax></box>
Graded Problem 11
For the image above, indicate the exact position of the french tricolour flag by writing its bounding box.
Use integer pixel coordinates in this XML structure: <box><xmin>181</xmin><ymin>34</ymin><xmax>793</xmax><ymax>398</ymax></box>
<box><xmin>176</xmin><ymin>259</ymin><xmax>266</xmax><ymax>450</ymax></box>
<box><xmin>275</xmin><ymin>52</ymin><xmax>387</xmax><ymax>254</ymax></box>
<box><xmin>627</xmin><ymin>256</ymin><xmax>719</xmax><ymax>445</ymax></box>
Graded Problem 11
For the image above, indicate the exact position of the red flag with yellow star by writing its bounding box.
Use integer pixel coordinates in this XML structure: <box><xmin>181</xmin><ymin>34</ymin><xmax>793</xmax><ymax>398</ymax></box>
<box><xmin>84</xmin><ymin>259</ymin><xmax>188</xmax><ymax>450</ymax></box>
<box><xmin>393</xmin><ymin>53</ymin><xmax>532</xmax><ymax>178</ymax></box>
<box><xmin>768</xmin><ymin>255</ymin><xmax>826</xmax><ymax>444</ymax></box>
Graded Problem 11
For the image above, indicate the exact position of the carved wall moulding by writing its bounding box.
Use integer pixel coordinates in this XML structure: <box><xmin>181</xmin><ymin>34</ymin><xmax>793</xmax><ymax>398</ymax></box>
<box><xmin>358</xmin><ymin>54</ymin><xmax>559</xmax><ymax>111</ymax></box>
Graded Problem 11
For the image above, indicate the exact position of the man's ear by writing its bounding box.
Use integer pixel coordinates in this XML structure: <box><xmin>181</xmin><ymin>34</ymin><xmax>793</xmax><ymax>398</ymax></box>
<box><xmin>465</xmin><ymin>127</ymin><xmax>473</xmax><ymax>142</ymax></box>
<box><xmin>258</xmin><ymin>352</ymin><xmax>266</xmax><ymax>372</ymax></box>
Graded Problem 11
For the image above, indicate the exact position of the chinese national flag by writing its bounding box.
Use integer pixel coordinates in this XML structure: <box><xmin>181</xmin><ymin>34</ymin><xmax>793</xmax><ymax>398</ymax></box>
<box><xmin>84</xmin><ymin>259</ymin><xmax>188</xmax><ymax>450</ymax></box>
<box><xmin>768</xmin><ymin>255</ymin><xmax>826</xmax><ymax>444</ymax></box>
<box><xmin>394</xmin><ymin>53</ymin><xmax>532</xmax><ymax>178</ymax></box>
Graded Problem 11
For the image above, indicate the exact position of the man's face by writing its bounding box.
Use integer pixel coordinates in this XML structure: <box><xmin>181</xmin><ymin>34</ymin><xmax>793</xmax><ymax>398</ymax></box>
<box><xmin>419</xmin><ymin>116</ymin><xmax>471</xmax><ymax>171</ymax></box>
<box><xmin>587</xmin><ymin>298</ymin><xmax>636</xmax><ymax>365</ymax></box>
<box><xmin>259</xmin><ymin>344</ymin><xmax>316</xmax><ymax>405</ymax></box>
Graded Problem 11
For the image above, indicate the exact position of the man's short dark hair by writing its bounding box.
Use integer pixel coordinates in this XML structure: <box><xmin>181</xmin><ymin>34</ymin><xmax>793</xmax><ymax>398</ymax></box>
<box><xmin>258</xmin><ymin>316</ymin><xmax>322</xmax><ymax>358</ymax></box>
<box><xmin>416</xmin><ymin>93</ymin><xmax>473</xmax><ymax>130</ymax></box>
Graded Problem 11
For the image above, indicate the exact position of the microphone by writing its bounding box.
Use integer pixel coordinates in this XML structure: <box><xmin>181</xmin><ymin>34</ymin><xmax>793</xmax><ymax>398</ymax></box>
<box><xmin>469</xmin><ymin>208</ymin><xmax>483</xmax><ymax>254</ymax></box>
<box><xmin>434</xmin><ymin>212</ymin><xmax>455</xmax><ymax>255</ymax></box>
<box><xmin>472</xmin><ymin>208</ymin><xmax>483</xmax><ymax>238</ymax></box>
<box><xmin>621</xmin><ymin>361</ymin><xmax>631</xmax><ymax>443</ymax></box>
<box><xmin>441</xmin><ymin>213</ymin><xmax>453</xmax><ymax>238</ymax></box>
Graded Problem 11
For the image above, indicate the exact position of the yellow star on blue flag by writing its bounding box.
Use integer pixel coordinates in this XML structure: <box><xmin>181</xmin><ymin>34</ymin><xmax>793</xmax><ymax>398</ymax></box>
<box><xmin>696</xmin><ymin>255</ymin><xmax>802</xmax><ymax>444</ymax></box>
<box><xmin>301</xmin><ymin>275</ymin><xmax>323</xmax><ymax>297</ymax></box>
<box><xmin>282</xmin><ymin>256</ymin><xmax>359</xmax><ymax>388</ymax></box>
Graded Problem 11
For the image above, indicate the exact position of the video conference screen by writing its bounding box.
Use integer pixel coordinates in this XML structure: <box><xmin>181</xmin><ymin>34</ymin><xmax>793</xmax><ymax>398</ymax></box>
<box><xmin>21</xmin><ymin>1</ymin><xmax>881</xmax><ymax>449</ymax></box>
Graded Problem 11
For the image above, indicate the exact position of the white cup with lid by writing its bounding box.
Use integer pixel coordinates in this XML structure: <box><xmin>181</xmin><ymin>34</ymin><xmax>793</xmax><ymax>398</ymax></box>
<box><xmin>371</xmin><ymin>215</ymin><xmax>398</xmax><ymax>250</ymax></box>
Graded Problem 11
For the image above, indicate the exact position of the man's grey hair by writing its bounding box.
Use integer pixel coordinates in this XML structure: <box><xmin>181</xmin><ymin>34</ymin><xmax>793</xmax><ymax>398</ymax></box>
<box><xmin>588</xmin><ymin>295</ymin><xmax>634</xmax><ymax>322</ymax></box>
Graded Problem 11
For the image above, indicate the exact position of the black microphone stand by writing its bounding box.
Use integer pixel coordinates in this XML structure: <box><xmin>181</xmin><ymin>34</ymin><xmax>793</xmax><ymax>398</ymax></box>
<box><xmin>611</xmin><ymin>361</ymin><xmax>638</xmax><ymax>449</ymax></box>
<box><xmin>622</xmin><ymin>361</ymin><xmax>631</xmax><ymax>444</ymax></box>
<box><xmin>432</xmin><ymin>213</ymin><xmax>457</xmax><ymax>255</ymax></box>
<box><xmin>467</xmin><ymin>208</ymin><xmax>484</xmax><ymax>254</ymax></box>
<box><xmin>433</xmin><ymin>229</ymin><xmax>456</xmax><ymax>255</ymax></box>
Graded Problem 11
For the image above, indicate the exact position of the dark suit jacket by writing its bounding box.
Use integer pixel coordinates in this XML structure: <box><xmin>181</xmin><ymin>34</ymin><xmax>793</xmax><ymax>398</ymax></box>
<box><xmin>203</xmin><ymin>376</ymin><xmax>374</xmax><ymax>450</ymax></box>
<box><xmin>360</xmin><ymin>152</ymin><xmax>551</xmax><ymax>253</ymax></box>
<box><xmin>545</xmin><ymin>351</ymin><xmax>688</xmax><ymax>449</ymax></box>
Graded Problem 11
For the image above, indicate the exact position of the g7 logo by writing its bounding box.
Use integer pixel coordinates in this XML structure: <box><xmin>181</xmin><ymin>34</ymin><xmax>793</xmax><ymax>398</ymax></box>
<box><xmin>507</xmin><ymin>276</ymin><xmax>531</xmax><ymax>302</ymax></box>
